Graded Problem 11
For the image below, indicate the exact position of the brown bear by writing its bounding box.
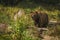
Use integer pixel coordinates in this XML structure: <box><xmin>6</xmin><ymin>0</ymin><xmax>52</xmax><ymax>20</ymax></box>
<box><xmin>30</xmin><ymin>11</ymin><xmax>49</xmax><ymax>28</ymax></box>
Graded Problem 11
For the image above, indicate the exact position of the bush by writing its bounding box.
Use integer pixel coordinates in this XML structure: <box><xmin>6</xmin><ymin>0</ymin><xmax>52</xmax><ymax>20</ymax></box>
<box><xmin>0</xmin><ymin>0</ymin><xmax>20</xmax><ymax>6</ymax></box>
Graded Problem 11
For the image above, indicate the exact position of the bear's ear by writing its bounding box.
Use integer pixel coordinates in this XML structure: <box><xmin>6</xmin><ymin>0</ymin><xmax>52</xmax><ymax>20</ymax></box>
<box><xmin>30</xmin><ymin>11</ymin><xmax>33</xmax><ymax>13</ymax></box>
<box><xmin>35</xmin><ymin>11</ymin><xmax>38</xmax><ymax>13</ymax></box>
<box><xmin>30</xmin><ymin>12</ymin><xmax>33</xmax><ymax>17</ymax></box>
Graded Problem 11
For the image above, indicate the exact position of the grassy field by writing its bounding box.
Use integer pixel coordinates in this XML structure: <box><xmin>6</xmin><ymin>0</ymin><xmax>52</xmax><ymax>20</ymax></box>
<box><xmin>0</xmin><ymin>2</ymin><xmax>60</xmax><ymax>40</ymax></box>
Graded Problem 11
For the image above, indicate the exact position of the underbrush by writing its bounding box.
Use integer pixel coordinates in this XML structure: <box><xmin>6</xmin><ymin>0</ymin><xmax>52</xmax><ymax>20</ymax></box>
<box><xmin>0</xmin><ymin>4</ymin><xmax>60</xmax><ymax>40</ymax></box>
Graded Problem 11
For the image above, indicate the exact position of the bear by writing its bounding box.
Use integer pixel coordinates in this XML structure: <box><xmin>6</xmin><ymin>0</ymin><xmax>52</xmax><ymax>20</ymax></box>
<box><xmin>30</xmin><ymin>10</ymin><xmax>49</xmax><ymax>28</ymax></box>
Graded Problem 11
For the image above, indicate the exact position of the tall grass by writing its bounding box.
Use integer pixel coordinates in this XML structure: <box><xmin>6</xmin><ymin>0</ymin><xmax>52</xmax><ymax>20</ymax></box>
<box><xmin>0</xmin><ymin>3</ymin><xmax>60</xmax><ymax>40</ymax></box>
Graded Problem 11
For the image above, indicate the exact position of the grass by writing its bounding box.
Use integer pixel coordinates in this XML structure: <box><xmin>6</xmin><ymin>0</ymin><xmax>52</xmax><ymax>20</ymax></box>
<box><xmin>0</xmin><ymin>2</ymin><xmax>60</xmax><ymax>40</ymax></box>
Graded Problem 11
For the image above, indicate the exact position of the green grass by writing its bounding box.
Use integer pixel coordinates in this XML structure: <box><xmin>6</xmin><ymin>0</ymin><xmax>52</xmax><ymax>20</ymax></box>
<box><xmin>0</xmin><ymin>2</ymin><xmax>60</xmax><ymax>40</ymax></box>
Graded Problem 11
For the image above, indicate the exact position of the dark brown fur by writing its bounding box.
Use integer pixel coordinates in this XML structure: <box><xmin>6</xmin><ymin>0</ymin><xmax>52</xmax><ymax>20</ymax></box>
<box><xmin>31</xmin><ymin>11</ymin><xmax>49</xmax><ymax>28</ymax></box>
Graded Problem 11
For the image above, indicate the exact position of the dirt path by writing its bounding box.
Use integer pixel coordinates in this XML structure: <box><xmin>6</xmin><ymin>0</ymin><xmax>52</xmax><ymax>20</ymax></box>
<box><xmin>42</xmin><ymin>35</ymin><xmax>59</xmax><ymax>40</ymax></box>
<box><xmin>42</xmin><ymin>35</ymin><xmax>52</xmax><ymax>40</ymax></box>
<box><xmin>26</xmin><ymin>26</ymin><xmax>59</xmax><ymax>40</ymax></box>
